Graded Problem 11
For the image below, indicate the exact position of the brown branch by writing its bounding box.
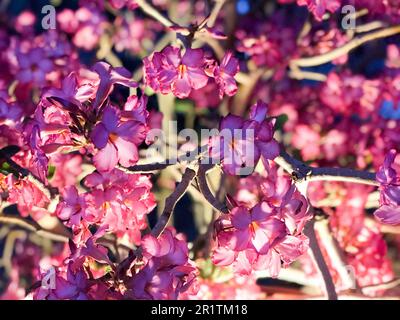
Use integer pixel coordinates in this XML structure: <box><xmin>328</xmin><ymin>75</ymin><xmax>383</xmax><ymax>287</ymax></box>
<box><xmin>197</xmin><ymin>164</ymin><xmax>229</xmax><ymax>213</ymax></box>
<box><xmin>274</xmin><ymin>148</ymin><xmax>378</xmax><ymax>187</ymax></box>
<box><xmin>304</xmin><ymin>219</ymin><xmax>338</xmax><ymax>300</ymax></box>
<box><xmin>151</xmin><ymin>167</ymin><xmax>197</xmax><ymax>237</ymax></box>
<box><xmin>116</xmin><ymin>162</ymin><xmax>174</xmax><ymax>174</ymax></box>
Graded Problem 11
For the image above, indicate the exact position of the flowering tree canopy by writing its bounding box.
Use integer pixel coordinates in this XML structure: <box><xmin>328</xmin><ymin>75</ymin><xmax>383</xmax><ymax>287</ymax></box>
<box><xmin>0</xmin><ymin>0</ymin><xmax>400</xmax><ymax>301</ymax></box>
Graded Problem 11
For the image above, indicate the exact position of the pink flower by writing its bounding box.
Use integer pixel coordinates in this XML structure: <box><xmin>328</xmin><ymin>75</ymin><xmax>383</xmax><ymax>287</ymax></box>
<box><xmin>228</xmin><ymin>203</ymin><xmax>287</xmax><ymax>254</ymax></box>
<box><xmin>83</xmin><ymin>169</ymin><xmax>156</xmax><ymax>245</ymax></box>
<box><xmin>126</xmin><ymin>228</ymin><xmax>198</xmax><ymax>300</ymax></box>
<box><xmin>71</xmin><ymin>7</ymin><xmax>108</xmax><ymax>51</ymax></box>
<box><xmin>374</xmin><ymin>150</ymin><xmax>400</xmax><ymax>225</ymax></box>
<box><xmin>0</xmin><ymin>98</ymin><xmax>22</xmax><ymax>125</ymax></box>
<box><xmin>188</xmin><ymin>81</ymin><xmax>221</xmax><ymax>108</ymax></box>
<box><xmin>34</xmin><ymin>264</ymin><xmax>92</xmax><ymax>300</ymax></box>
<box><xmin>16</xmin><ymin>48</ymin><xmax>53</xmax><ymax>86</ymax></box>
<box><xmin>296</xmin><ymin>0</ymin><xmax>341</xmax><ymax>21</ymax></box>
<box><xmin>212</xmin><ymin>180</ymin><xmax>310</xmax><ymax>277</ymax></box>
<box><xmin>15</xmin><ymin>11</ymin><xmax>36</xmax><ymax>35</ymax></box>
<box><xmin>6</xmin><ymin>174</ymin><xmax>50</xmax><ymax>221</ymax></box>
<box><xmin>57</xmin><ymin>9</ymin><xmax>79</xmax><ymax>34</ymax></box>
<box><xmin>91</xmin><ymin>105</ymin><xmax>146</xmax><ymax>172</ymax></box>
<box><xmin>67</xmin><ymin>225</ymin><xmax>111</xmax><ymax>271</ymax></box>
<box><xmin>143</xmin><ymin>46</ymin><xmax>209</xmax><ymax>99</ymax></box>
<box><xmin>236</xmin><ymin>160</ymin><xmax>291</xmax><ymax>208</ymax></box>
<box><xmin>50</xmin><ymin>154</ymin><xmax>82</xmax><ymax>189</ymax></box>
<box><xmin>92</xmin><ymin>62</ymin><xmax>138</xmax><ymax>109</ymax></box>
<box><xmin>292</xmin><ymin>125</ymin><xmax>321</xmax><ymax>161</ymax></box>
<box><xmin>122</xmin><ymin>95</ymin><xmax>149</xmax><ymax>124</ymax></box>
<box><xmin>109</xmin><ymin>0</ymin><xmax>138</xmax><ymax>9</ymax></box>
<box><xmin>212</xmin><ymin>51</ymin><xmax>239</xmax><ymax>99</ymax></box>
<box><xmin>0</xmin><ymin>269</ymin><xmax>26</xmax><ymax>300</ymax></box>
<box><xmin>209</xmin><ymin>100</ymin><xmax>279</xmax><ymax>175</ymax></box>
<box><xmin>45</xmin><ymin>72</ymin><xmax>96</xmax><ymax>112</ymax></box>
<box><xmin>56</xmin><ymin>186</ymin><xmax>87</xmax><ymax>227</ymax></box>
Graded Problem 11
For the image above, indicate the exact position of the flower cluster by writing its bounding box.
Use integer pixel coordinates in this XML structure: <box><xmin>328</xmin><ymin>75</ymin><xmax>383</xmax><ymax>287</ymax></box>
<box><xmin>125</xmin><ymin>228</ymin><xmax>198</xmax><ymax>300</ymax></box>
<box><xmin>374</xmin><ymin>150</ymin><xmax>400</xmax><ymax>225</ymax></box>
<box><xmin>212</xmin><ymin>162</ymin><xmax>311</xmax><ymax>277</ymax></box>
<box><xmin>143</xmin><ymin>46</ymin><xmax>239</xmax><ymax>99</ymax></box>
<box><xmin>57</xmin><ymin>169</ymin><xmax>156</xmax><ymax>246</ymax></box>
<box><xmin>209</xmin><ymin>101</ymin><xmax>279</xmax><ymax>175</ymax></box>
<box><xmin>1</xmin><ymin>0</ymin><xmax>400</xmax><ymax>301</ymax></box>
<box><xmin>279</xmin><ymin>0</ymin><xmax>400</xmax><ymax>21</ymax></box>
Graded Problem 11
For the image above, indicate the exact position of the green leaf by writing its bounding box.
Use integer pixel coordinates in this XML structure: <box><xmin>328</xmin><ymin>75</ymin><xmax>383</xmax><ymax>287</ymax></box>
<box><xmin>274</xmin><ymin>113</ymin><xmax>289</xmax><ymax>131</ymax></box>
<box><xmin>47</xmin><ymin>165</ymin><xmax>56</xmax><ymax>180</ymax></box>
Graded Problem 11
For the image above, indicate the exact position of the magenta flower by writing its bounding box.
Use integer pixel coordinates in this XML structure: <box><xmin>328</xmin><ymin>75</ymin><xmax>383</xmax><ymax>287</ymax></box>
<box><xmin>143</xmin><ymin>46</ymin><xmax>209</xmax><ymax>99</ymax></box>
<box><xmin>56</xmin><ymin>186</ymin><xmax>87</xmax><ymax>227</ymax></box>
<box><xmin>374</xmin><ymin>149</ymin><xmax>400</xmax><ymax>225</ymax></box>
<box><xmin>213</xmin><ymin>51</ymin><xmax>239</xmax><ymax>99</ymax></box>
<box><xmin>91</xmin><ymin>106</ymin><xmax>146</xmax><ymax>172</ymax></box>
<box><xmin>122</xmin><ymin>94</ymin><xmax>149</xmax><ymax>124</ymax></box>
<box><xmin>45</xmin><ymin>72</ymin><xmax>96</xmax><ymax>111</ymax></box>
<box><xmin>0</xmin><ymin>98</ymin><xmax>22</xmax><ymax>125</ymax></box>
<box><xmin>6</xmin><ymin>174</ymin><xmax>50</xmax><ymax>221</ymax></box>
<box><xmin>16</xmin><ymin>48</ymin><xmax>53</xmax><ymax>86</ymax></box>
<box><xmin>229</xmin><ymin>203</ymin><xmax>286</xmax><ymax>254</ymax></box>
<box><xmin>83</xmin><ymin>169</ymin><xmax>156</xmax><ymax>245</ymax></box>
<box><xmin>209</xmin><ymin>100</ymin><xmax>279</xmax><ymax>175</ymax></box>
<box><xmin>126</xmin><ymin>228</ymin><xmax>198</xmax><ymax>300</ymax></box>
<box><xmin>92</xmin><ymin>62</ymin><xmax>138</xmax><ymax>109</ymax></box>
<box><xmin>34</xmin><ymin>264</ymin><xmax>92</xmax><ymax>300</ymax></box>
<box><xmin>212</xmin><ymin>179</ymin><xmax>310</xmax><ymax>277</ymax></box>
<box><xmin>109</xmin><ymin>0</ymin><xmax>138</xmax><ymax>9</ymax></box>
<box><xmin>280</xmin><ymin>0</ymin><xmax>341</xmax><ymax>21</ymax></box>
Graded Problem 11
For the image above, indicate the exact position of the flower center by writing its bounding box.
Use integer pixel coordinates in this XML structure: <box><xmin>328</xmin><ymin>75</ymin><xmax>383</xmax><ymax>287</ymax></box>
<box><xmin>250</xmin><ymin>221</ymin><xmax>260</xmax><ymax>234</ymax></box>
<box><xmin>109</xmin><ymin>132</ymin><xmax>118</xmax><ymax>143</ymax></box>
<box><xmin>178</xmin><ymin>64</ymin><xmax>187</xmax><ymax>78</ymax></box>
<box><xmin>102</xmin><ymin>202</ymin><xmax>111</xmax><ymax>210</ymax></box>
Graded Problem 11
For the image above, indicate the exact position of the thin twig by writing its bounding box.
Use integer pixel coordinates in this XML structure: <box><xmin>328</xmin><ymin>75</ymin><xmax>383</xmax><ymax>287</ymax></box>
<box><xmin>274</xmin><ymin>148</ymin><xmax>378</xmax><ymax>187</ymax></box>
<box><xmin>116</xmin><ymin>162</ymin><xmax>174</xmax><ymax>174</ymax></box>
<box><xmin>361</xmin><ymin>278</ymin><xmax>400</xmax><ymax>291</ymax></box>
<box><xmin>205</xmin><ymin>0</ymin><xmax>226</xmax><ymax>28</ymax></box>
<box><xmin>291</xmin><ymin>25</ymin><xmax>400</xmax><ymax>67</ymax></box>
<box><xmin>135</xmin><ymin>0</ymin><xmax>176</xmax><ymax>28</ymax></box>
<box><xmin>315</xmin><ymin>219</ymin><xmax>358</xmax><ymax>292</ymax></box>
<box><xmin>151</xmin><ymin>166</ymin><xmax>197</xmax><ymax>237</ymax></box>
<box><xmin>304</xmin><ymin>219</ymin><xmax>338</xmax><ymax>300</ymax></box>
<box><xmin>197</xmin><ymin>164</ymin><xmax>229</xmax><ymax>213</ymax></box>
<box><xmin>0</xmin><ymin>215</ymin><xmax>70</xmax><ymax>242</ymax></box>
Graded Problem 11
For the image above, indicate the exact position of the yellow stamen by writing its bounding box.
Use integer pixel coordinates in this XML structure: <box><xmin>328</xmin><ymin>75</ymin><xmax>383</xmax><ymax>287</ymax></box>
<box><xmin>109</xmin><ymin>133</ymin><xmax>118</xmax><ymax>143</ymax></box>
<box><xmin>178</xmin><ymin>64</ymin><xmax>187</xmax><ymax>78</ymax></box>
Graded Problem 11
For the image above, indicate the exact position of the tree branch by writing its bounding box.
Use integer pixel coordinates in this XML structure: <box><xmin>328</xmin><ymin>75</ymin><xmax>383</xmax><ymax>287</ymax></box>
<box><xmin>274</xmin><ymin>148</ymin><xmax>379</xmax><ymax>187</ymax></box>
<box><xmin>205</xmin><ymin>0</ymin><xmax>227</xmax><ymax>29</ymax></box>
<box><xmin>291</xmin><ymin>25</ymin><xmax>400</xmax><ymax>67</ymax></box>
<box><xmin>196</xmin><ymin>164</ymin><xmax>229</xmax><ymax>213</ymax></box>
<box><xmin>135</xmin><ymin>0</ymin><xmax>176</xmax><ymax>28</ymax></box>
<box><xmin>116</xmin><ymin>162</ymin><xmax>174</xmax><ymax>174</ymax></box>
<box><xmin>151</xmin><ymin>166</ymin><xmax>197</xmax><ymax>237</ymax></box>
<box><xmin>304</xmin><ymin>219</ymin><xmax>338</xmax><ymax>300</ymax></box>
<box><xmin>0</xmin><ymin>215</ymin><xmax>70</xmax><ymax>242</ymax></box>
